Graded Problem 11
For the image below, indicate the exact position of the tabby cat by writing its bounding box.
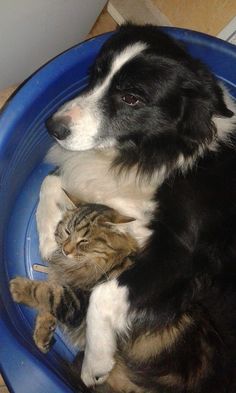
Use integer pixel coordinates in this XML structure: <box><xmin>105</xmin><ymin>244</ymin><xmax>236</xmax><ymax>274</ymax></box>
<box><xmin>10</xmin><ymin>198</ymin><xmax>137</xmax><ymax>353</ymax></box>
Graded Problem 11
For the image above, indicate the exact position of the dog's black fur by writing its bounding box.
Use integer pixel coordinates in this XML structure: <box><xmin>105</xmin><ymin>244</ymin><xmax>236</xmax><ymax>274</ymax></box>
<box><xmin>90</xmin><ymin>25</ymin><xmax>233</xmax><ymax>174</ymax></box>
<box><xmin>47</xmin><ymin>25</ymin><xmax>236</xmax><ymax>392</ymax></box>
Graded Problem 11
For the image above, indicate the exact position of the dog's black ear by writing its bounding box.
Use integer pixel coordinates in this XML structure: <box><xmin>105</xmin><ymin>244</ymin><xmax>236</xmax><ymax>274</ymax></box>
<box><xmin>177</xmin><ymin>78</ymin><xmax>234</xmax><ymax>146</ymax></box>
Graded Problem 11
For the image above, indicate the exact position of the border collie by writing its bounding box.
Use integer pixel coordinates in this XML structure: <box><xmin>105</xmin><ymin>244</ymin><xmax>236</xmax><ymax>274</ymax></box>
<box><xmin>36</xmin><ymin>24</ymin><xmax>236</xmax><ymax>392</ymax></box>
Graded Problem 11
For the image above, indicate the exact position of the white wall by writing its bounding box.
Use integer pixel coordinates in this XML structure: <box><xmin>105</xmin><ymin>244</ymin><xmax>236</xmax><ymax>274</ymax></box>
<box><xmin>0</xmin><ymin>0</ymin><xmax>107</xmax><ymax>89</ymax></box>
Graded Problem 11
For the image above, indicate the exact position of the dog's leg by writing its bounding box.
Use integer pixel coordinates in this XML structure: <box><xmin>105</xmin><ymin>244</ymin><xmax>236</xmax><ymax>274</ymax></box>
<box><xmin>81</xmin><ymin>280</ymin><xmax>130</xmax><ymax>387</ymax></box>
<box><xmin>36</xmin><ymin>174</ymin><xmax>65</xmax><ymax>260</ymax></box>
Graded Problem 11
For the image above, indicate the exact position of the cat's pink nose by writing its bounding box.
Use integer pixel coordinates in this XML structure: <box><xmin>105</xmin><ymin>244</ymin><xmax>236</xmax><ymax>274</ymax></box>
<box><xmin>62</xmin><ymin>243</ymin><xmax>74</xmax><ymax>256</ymax></box>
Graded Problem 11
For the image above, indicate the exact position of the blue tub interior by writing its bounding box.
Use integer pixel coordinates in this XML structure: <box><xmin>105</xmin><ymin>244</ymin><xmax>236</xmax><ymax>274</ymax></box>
<box><xmin>0</xmin><ymin>28</ymin><xmax>236</xmax><ymax>393</ymax></box>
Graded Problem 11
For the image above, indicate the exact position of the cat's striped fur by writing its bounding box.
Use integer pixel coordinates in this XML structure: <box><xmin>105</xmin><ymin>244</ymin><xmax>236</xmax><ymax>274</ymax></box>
<box><xmin>10</xmin><ymin>201</ymin><xmax>137</xmax><ymax>353</ymax></box>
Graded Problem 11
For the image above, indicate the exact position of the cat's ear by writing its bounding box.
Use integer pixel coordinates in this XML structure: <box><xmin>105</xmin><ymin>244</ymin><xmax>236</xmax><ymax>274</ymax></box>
<box><xmin>103</xmin><ymin>209</ymin><xmax>136</xmax><ymax>224</ymax></box>
<box><xmin>61</xmin><ymin>188</ymin><xmax>80</xmax><ymax>208</ymax></box>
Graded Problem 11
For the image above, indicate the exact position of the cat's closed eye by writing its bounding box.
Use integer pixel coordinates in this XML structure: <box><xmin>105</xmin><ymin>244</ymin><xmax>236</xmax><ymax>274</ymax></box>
<box><xmin>77</xmin><ymin>239</ymin><xmax>89</xmax><ymax>249</ymax></box>
<box><xmin>55</xmin><ymin>221</ymin><xmax>71</xmax><ymax>239</ymax></box>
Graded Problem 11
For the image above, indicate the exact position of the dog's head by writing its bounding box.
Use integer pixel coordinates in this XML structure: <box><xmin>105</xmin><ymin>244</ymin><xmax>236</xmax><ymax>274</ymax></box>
<box><xmin>46</xmin><ymin>24</ymin><xmax>234</xmax><ymax>175</ymax></box>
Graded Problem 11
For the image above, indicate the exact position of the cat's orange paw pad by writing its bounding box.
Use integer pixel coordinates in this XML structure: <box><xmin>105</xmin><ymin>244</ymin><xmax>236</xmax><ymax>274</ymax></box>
<box><xmin>34</xmin><ymin>314</ymin><xmax>57</xmax><ymax>353</ymax></box>
<box><xmin>9</xmin><ymin>277</ymin><xmax>31</xmax><ymax>303</ymax></box>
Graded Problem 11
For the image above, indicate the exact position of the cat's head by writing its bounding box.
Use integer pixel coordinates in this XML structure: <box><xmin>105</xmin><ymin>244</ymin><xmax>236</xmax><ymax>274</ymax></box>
<box><xmin>54</xmin><ymin>191</ymin><xmax>137</xmax><ymax>281</ymax></box>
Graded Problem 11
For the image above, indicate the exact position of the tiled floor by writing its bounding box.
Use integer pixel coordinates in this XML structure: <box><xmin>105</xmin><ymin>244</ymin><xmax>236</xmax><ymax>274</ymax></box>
<box><xmin>0</xmin><ymin>5</ymin><xmax>116</xmax><ymax>392</ymax></box>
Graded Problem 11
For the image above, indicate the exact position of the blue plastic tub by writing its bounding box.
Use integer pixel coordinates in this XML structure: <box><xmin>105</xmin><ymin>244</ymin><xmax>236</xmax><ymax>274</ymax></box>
<box><xmin>0</xmin><ymin>28</ymin><xmax>235</xmax><ymax>393</ymax></box>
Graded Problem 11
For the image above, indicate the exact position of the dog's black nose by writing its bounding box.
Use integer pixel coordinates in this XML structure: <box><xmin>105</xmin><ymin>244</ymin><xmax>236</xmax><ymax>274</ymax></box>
<box><xmin>46</xmin><ymin>117</ymin><xmax>71</xmax><ymax>140</ymax></box>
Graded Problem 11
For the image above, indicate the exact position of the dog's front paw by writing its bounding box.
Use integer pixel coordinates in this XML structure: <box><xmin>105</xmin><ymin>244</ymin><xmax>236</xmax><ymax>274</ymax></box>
<box><xmin>10</xmin><ymin>277</ymin><xmax>33</xmax><ymax>304</ymax></box>
<box><xmin>36</xmin><ymin>175</ymin><xmax>63</xmax><ymax>261</ymax></box>
<box><xmin>81</xmin><ymin>350</ymin><xmax>114</xmax><ymax>386</ymax></box>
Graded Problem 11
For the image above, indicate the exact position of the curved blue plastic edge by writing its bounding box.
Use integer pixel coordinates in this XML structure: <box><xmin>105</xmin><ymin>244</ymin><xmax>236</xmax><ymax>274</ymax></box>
<box><xmin>0</xmin><ymin>33</ymin><xmax>113</xmax><ymax>393</ymax></box>
<box><xmin>164</xmin><ymin>27</ymin><xmax>236</xmax><ymax>91</ymax></box>
<box><xmin>0</xmin><ymin>297</ymin><xmax>73</xmax><ymax>393</ymax></box>
<box><xmin>0</xmin><ymin>28</ymin><xmax>235</xmax><ymax>393</ymax></box>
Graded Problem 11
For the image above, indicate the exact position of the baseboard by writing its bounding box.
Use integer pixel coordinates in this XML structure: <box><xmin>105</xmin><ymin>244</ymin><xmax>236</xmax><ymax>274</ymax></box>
<box><xmin>107</xmin><ymin>0</ymin><xmax>171</xmax><ymax>26</ymax></box>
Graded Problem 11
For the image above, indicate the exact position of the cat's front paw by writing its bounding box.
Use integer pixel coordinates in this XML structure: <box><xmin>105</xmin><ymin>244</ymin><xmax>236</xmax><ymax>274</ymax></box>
<box><xmin>10</xmin><ymin>277</ymin><xmax>33</xmax><ymax>304</ymax></box>
<box><xmin>34</xmin><ymin>313</ymin><xmax>57</xmax><ymax>353</ymax></box>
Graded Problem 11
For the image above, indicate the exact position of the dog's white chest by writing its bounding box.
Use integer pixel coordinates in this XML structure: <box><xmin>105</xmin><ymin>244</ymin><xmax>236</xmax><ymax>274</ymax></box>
<box><xmin>49</xmin><ymin>146</ymin><xmax>157</xmax><ymax>246</ymax></box>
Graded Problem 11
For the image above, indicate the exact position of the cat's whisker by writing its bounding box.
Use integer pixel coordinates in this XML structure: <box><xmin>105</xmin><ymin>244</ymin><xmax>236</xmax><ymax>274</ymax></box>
<box><xmin>74</xmin><ymin>258</ymin><xmax>106</xmax><ymax>278</ymax></box>
<box><xmin>92</xmin><ymin>261</ymin><xmax>109</xmax><ymax>281</ymax></box>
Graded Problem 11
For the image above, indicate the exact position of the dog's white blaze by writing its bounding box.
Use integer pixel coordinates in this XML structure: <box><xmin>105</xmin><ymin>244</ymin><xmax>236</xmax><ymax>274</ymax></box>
<box><xmin>90</xmin><ymin>42</ymin><xmax>148</xmax><ymax>100</ymax></box>
<box><xmin>81</xmin><ymin>280</ymin><xmax>130</xmax><ymax>386</ymax></box>
<box><xmin>56</xmin><ymin>42</ymin><xmax>147</xmax><ymax>151</ymax></box>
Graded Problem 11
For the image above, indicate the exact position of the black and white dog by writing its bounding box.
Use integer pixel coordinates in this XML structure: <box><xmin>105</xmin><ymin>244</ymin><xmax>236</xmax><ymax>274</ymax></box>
<box><xmin>37</xmin><ymin>24</ymin><xmax>236</xmax><ymax>391</ymax></box>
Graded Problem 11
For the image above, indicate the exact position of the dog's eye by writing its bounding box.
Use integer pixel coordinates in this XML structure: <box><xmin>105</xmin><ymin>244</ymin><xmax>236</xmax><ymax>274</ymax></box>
<box><xmin>122</xmin><ymin>94</ymin><xmax>140</xmax><ymax>106</ymax></box>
